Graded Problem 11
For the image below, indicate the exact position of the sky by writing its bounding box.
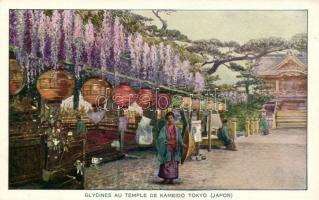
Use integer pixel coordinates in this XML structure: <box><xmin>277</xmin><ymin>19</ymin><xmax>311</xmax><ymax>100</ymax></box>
<box><xmin>133</xmin><ymin>10</ymin><xmax>307</xmax><ymax>84</ymax></box>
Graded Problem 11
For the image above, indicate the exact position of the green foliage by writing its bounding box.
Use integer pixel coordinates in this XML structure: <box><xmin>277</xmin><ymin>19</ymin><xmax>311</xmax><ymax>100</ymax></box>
<box><xmin>187</xmin><ymin>33</ymin><xmax>307</xmax><ymax>74</ymax></box>
<box><xmin>290</xmin><ymin>33</ymin><xmax>307</xmax><ymax>53</ymax></box>
<box><xmin>218</xmin><ymin>84</ymin><xmax>236</xmax><ymax>92</ymax></box>
<box><xmin>228</xmin><ymin>62</ymin><xmax>245</xmax><ymax>71</ymax></box>
<box><xmin>43</xmin><ymin>10</ymin><xmax>53</xmax><ymax>17</ymax></box>
<box><xmin>205</xmin><ymin>75</ymin><xmax>220</xmax><ymax>89</ymax></box>
<box><xmin>224</xmin><ymin>93</ymin><xmax>271</xmax><ymax>131</ymax></box>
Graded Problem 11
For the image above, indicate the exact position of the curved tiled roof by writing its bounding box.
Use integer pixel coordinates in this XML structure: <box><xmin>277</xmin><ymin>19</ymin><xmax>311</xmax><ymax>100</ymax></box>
<box><xmin>254</xmin><ymin>51</ymin><xmax>307</xmax><ymax>76</ymax></box>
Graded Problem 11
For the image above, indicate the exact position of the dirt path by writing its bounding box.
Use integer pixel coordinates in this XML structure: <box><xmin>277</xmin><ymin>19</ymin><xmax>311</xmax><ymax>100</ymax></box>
<box><xmin>85</xmin><ymin>128</ymin><xmax>307</xmax><ymax>190</ymax></box>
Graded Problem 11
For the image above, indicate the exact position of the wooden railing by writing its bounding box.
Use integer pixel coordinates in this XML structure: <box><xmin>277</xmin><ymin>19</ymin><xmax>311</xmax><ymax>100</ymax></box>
<box><xmin>245</xmin><ymin>117</ymin><xmax>260</xmax><ymax>137</ymax></box>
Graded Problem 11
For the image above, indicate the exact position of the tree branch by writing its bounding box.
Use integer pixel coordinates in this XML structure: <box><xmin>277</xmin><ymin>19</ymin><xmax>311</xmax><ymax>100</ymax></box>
<box><xmin>152</xmin><ymin>10</ymin><xmax>168</xmax><ymax>30</ymax></box>
<box><xmin>205</xmin><ymin>48</ymin><xmax>288</xmax><ymax>74</ymax></box>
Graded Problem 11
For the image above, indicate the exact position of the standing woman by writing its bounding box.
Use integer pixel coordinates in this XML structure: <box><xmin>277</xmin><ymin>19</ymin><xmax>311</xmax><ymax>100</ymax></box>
<box><xmin>260</xmin><ymin>111</ymin><xmax>270</xmax><ymax>135</ymax></box>
<box><xmin>156</xmin><ymin>112</ymin><xmax>187</xmax><ymax>184</ymax></box>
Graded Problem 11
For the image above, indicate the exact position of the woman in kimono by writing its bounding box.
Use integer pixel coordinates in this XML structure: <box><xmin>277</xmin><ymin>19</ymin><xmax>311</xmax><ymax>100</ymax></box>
<box><xmin>156</xmin><ymin>112</ymin><xmax>187</xmax><ymax>184</ymax></box>
<box><xmin>260</xmin><ymin>113</ymin><xmax>270</xmax><ymax>135</ymax></box>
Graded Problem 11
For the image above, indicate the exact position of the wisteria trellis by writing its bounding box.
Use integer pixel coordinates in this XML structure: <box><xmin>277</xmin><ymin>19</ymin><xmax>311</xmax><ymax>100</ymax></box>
<box><xmin>9</xmin><ymin>10</ymin><xmax>205</xmax><ymax>92</ymax></box>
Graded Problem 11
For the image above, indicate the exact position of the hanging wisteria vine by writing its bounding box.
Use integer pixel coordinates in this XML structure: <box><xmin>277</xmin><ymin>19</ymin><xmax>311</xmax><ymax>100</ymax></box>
<box><xmin>9</xmin><ymin>9</ymin><xmax>205</xmax><ymax>92</ymax></box>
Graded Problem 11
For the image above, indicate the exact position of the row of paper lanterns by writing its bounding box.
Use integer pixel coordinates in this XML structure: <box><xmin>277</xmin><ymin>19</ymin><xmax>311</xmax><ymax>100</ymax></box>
<box><xmin>11</xmin><ymin>65</ymin><xmax>225</xmax><ymax>111</ymax></box>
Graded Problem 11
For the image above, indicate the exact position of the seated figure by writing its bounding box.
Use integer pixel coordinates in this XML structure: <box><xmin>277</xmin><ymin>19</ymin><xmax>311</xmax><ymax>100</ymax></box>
<box><xmin>217</xmin><ymin>119</ymin><xmax>238</xmax><ymax>151</ymax></box>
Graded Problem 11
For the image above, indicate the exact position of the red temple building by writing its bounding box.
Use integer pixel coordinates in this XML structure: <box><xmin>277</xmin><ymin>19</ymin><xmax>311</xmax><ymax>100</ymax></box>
<box><xmin>254</xmin><ymin>51</ymin><xmax>307</xmax><ymax>128</ymax></box>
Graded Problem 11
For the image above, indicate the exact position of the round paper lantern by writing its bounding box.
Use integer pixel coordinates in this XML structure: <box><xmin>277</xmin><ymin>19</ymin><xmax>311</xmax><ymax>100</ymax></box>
<box><xmin>137</xmin><ymin>88</ymin><xmax>154</xmax><ymax>109</ymax></box>
<box><xmin>182</xmin><ymin>97</ymin><xmax>192</xmax><ymax>110</ymax></box>
<box><xmin>81</xmin><ymin>78</ymin><xmax>112</xmax><ymax>107</ymax></box>
<box><xmin>9</xmin><ymin>59</ymin><xmax>25</xmax><ymax>95</ymax></box>
<box><xmin>37</xmin><ymin>69</ymin><xmax>75</xmax><ymax>102</ymax></box>
<box><xmin>171</xmin><ymin>95</ymin><xmax>183</xmax><ymax>109</ymax></box>
<box><xmin>156</xmin><ymin>93</ymin><xmax>171</xmax><ymax>110</ymax></box>
<box><xmin>207</xmin><ymin>100</ymin><xmax>214</xmax><ymax>110</ymax></box>
<box><xmin>200</xmin><ymin>100</ymin><xmax>207</xmax><ymax>111</ymax></box>
<box><xmin>192</xmin><ymin>99</ymin><xmax>200</xmax><ymax>111</ymax></box>
<box><xmin>112</xmin><ymin>83</ymin><xmax>137</xmax><ymax>108</ymax></box>
<box><xmin>218</xmin><ymin>102</ymin><xmax>225</xmax><ymax>111</ymax></box>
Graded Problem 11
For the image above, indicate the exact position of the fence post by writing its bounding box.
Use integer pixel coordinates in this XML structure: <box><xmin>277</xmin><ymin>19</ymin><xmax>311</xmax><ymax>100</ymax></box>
<box><xmin>207</xmin><ymin>110</ymin><xmax>212</xmax><ymax>152</ymax></box>
<box><xmin>256</xmin><ymin>117</ymin><xmax>260</xmax><ymax>134</ymax></box>
<box><xmin>245</xmin><ymin>118</ymin><xmax>250</xmax><ymax>137</ymax></box>
<box><xmin>249</xmin><ymin>117</ymin><xmax>254</xmax><ymax>135</ymax></box>
<box><xmin>272</xmin><ymin>112</ymin><xmax>277</xmax><ymax>129</ymax></box>
<box><xmin>230</xmin><ymin>118</ymin><xmax>237</xmax><ymax>141</ymax></box>
<box><xmin>251</xmin><ymin>117</ymin><xmax>257</xmax><ymax>135</ymax></box>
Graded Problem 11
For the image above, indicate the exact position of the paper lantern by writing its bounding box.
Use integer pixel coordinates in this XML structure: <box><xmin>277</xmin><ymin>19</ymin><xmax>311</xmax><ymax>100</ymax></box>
<box><xmin>207</xmin><ymin>100</ymin><xmax>214</xmax><ymax>110</ymax></box>
<box><xmin>192</xmin><ymin>99</ymin><xmax>200</xmax><ymax>111</ymax></box>
<box><xmin>171</xmin><ymin>95</ymin><xmax>183</xmax><ymax>109</ymax></box>
<box><xmin>81</xmin><ymin>78</ymin><xmax>112</xmax><ymax>107</ymax></box>
<box><xmin>182</xmin><ymin>97</ymin><xmax>192</xmax><ymax>110</ymax></box>
<box><xmin>112</xmin><ymin>83</ymin><xmax>137</xmax><ymax>108</ymax></box>
<box><xmin>9</xmin><ymin>59</ymin><xmax>25</xmax><ymax>95</ymax></box>
<box><xmin>156</xmin><ymin>93</ymin><xmax>171</xmax><ymax>110</ymax></box>
<box><xmin>218</xmin><ymin>102</ymin><xmax>225</xmax><ymax>111</ymax></box>
<box><xmin>200</xmin><ymin>100</ymin><xmax>207</xmax><ymax>111</ymax></box>
<box><xmin>37</xmin><ymin>69</ymin><xmax>75</xmax><ymax>102</ymax></box>
<box><xmin>137</xmin><ymin>88</ymin><xmax>154</xmax><ymax>109</ymax></box>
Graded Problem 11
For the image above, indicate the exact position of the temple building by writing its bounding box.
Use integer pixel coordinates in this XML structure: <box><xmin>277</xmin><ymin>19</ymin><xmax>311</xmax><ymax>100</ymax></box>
<box><xmin>254</xmin><ymin>51</ymin><xmax>307</xmax><ymax>128</ymax></box>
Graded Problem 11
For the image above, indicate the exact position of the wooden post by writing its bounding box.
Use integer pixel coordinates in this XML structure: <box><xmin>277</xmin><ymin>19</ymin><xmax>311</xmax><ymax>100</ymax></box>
<box><xmin>207</xmin><ymin>110</ymin><xmax>212</xmax><ymax>152</ymax></box>
<box><xmin>195</xmin><ymin>111</ymin><xmax>200</xmax><ymax>155</ymax></box>
<box><xmin>250</xmin><ymin>117</ymin><xmax>254</xmax><ymax>135</ymax></box>
<box><xmin>245</xmin><ymin>118</ymin><xmax>250</xmax><ymax>137</ymax></box>
<box><xmin>275</xmin><ymin>80</ymin><xmax>280</xmax><ymax>95</ymax></box>
<box><xmin>251</xmin><ymin>117</ymin><xmax>255</xmax><ymax>135</ymax></box>
<box><xmin>230</xmin><ymin>118</ymin><xmax>237</xmax><ymax>141</ymax></box>
<box><xmin>272</xmin><ymin>112</ymin><xmax>277</xmax><ymax>129</ymax></box>
<box><xmin>254</xmin><ymin>117</ymin><xmax>258</xmax><ymax>134</ymax></box>
<box><xmin>256</xmin><ymin>117</ymin><xmax>260</xmax><ymax>134</ymax></box>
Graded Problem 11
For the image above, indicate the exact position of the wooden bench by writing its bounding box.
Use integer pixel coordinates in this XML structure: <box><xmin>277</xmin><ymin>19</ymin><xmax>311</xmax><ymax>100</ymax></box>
<box><xmin>200</xmin><ymin>134</ymin><xmax>225</xmax><ymax>149</ymax></box>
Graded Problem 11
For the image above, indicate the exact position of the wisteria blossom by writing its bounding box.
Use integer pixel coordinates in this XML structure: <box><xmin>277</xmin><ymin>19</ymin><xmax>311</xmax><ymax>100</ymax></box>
<box><xmin>62</xmin><ymin>10</ymin><xmax>74</xmax><ymax>62</ymax></box>
<box><xmin>194</xmin><ymin>72</ymin><xmax>205</xmax><ymax>92</ymax></box>
<box><xmin>73</xmin><ymin>13</ymin><xmax>84</xmax><ymax>66</ymax></box>
<box><xmin>84</xmin><ymin>19</ymin><xmax>95</xmax><ymax>66</ymax></box>
<box><xmin>50</xmin><ymin>10</ymin><xmax>62</xmax><ymax>66</ymax></box>
<box><xmin>141</xmin><ymin>42</ymin><xmax>150</xmax><ymax>80</ymax></box>
<box><xmin>219</xmin><ymin>91</ymin><xmax>248</xmax><ymax>104</ymax></box>
<box><xmin>149</xmin><ymin>45</ymin><xmax>159</xmax><ymax>82</ymax></box>
<box><xmin>9</xmin><ymin>10</ymin><xmax>19</xmax><ymax>47</ymax></box>
<box><xmin>112</xmin><ymin>17</ymin><xmax>125</xmax><ymax>72</ymax></box>
<box><xmin>100</xmin><ymin>14</ymin><xmax>112</xmax><ymax>72</ymax></box>
<box><xmin>9</xmin><ymin>10</ymin><xmax>200</xmax><ymax>90</ymax></box>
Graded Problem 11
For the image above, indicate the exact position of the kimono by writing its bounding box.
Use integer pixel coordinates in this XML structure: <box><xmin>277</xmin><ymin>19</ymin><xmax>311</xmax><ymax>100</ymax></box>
<box><xmin>260</xmin><ymin>117</ymin><xmax>269</xmax><ymax>135</ymax></box>
<box><xmin>75</xmin><ymin>120</ymin><xmax>87</xmax><ymax>137</ymax></box>
<box><xmin>217</xmin><ymin>126</ymin><xmax>233</xmax><ymax>146</ymax></box>
<box><xmin>156</xmin><ymin>124</ymin><xmax>183</xmax><ymax>179</ymax></box>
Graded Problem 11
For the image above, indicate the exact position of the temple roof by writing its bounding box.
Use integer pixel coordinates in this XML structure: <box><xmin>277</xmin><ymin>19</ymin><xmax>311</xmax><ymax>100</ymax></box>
<box><xmin>254</xmin><ymin>51</ymin><xmax>307</xmax><ymax>77</ymax></box>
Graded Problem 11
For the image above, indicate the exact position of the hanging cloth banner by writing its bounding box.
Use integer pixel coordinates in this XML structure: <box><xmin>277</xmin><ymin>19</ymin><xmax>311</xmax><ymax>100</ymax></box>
<box><xmin>119</xmin><ymin>116</ymin><xmax>128</xmax><ymax>132</ymax></box>
<box><xmin>136</xmin><ymin>116</ymin><xmax>153</xmax><ymax>145</ymax></box>
<box><xmin>127</xmin><ymin>102</ymin><xmax>143</xmax><ymax>116</ymax></box>
<box><xmin>86</xmin><ymin>110</ymin><xmax>106</xmax><ymax>124</ymax></box>
<box><xmin>191</xmin><ymin>120</ymin><xmax>202</xmax><ymax>142</ymax></box>
<box><xmin>211</xmin><ymin>113</ymin><xmax>222</xmax><ymax>129</ymax></box>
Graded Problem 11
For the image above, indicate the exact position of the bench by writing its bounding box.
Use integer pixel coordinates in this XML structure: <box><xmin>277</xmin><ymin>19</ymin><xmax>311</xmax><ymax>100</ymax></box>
<box><xmin>200</xmin><ymin>134</ymin><xmax>225</xmax><ymax>149</ymax></box>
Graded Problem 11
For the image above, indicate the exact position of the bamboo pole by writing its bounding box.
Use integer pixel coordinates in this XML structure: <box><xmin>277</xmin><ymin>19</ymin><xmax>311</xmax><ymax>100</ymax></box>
<box><xmin>230</xmin><ymin>118</ymin><xmax>237</xmax><ymax>141</ymax></box>
<box><xmin>207</xmin><ymin>110</ymin><xmax>212</xmax><ymax>152</ymax></box>
<box><xmin>245</xmin><ymin>118</ymin><xmax>250</xmax><ymax>137</ymax></box>
<box><xmin>272</xmin><ymin>113</ymin><xmax>277</xmax><ymax>129</ymax></box>
<box><xmin>256</xmin><ymin>117</ymin><xmax>260</xmax><ymax>134</ymax></box>
<box><xmin>195</xmin><ymin>110</ymin><xmax>200</xmax><ymax>155</ymax></box>
<box><xmin>250</xmin><ymin>117</ymin><xmax>254</xmax><ymax>135</ymax></box>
